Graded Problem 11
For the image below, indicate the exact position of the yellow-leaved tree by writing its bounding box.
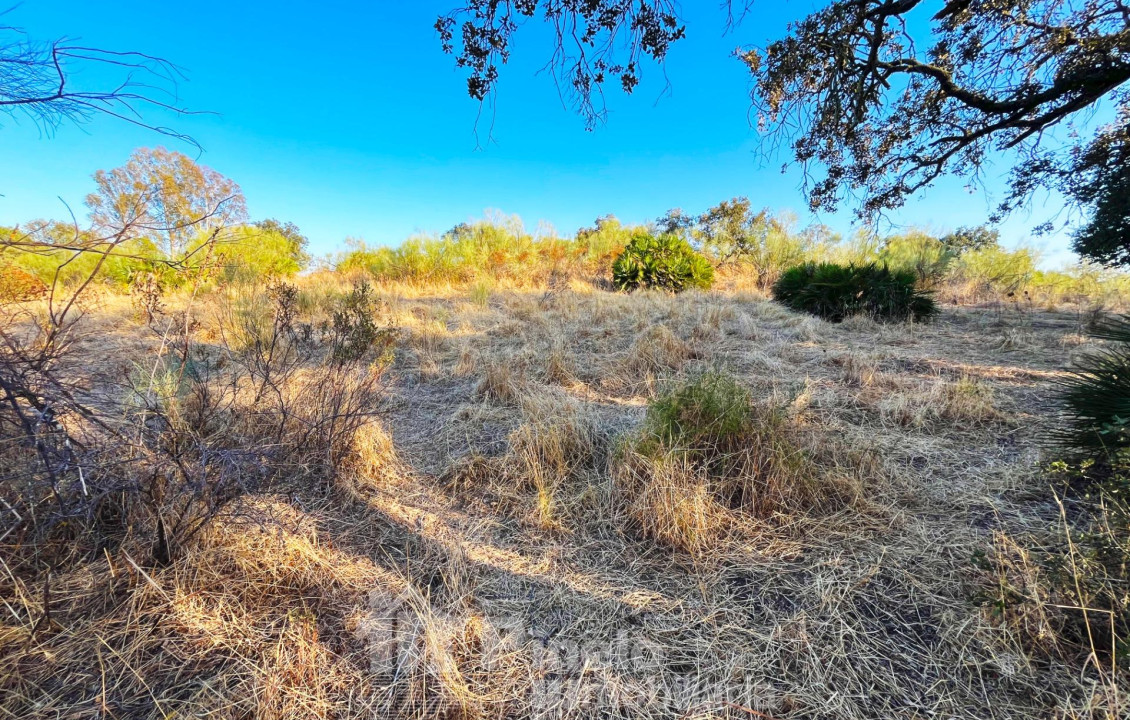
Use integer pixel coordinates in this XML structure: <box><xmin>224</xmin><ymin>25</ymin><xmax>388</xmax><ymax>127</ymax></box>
<box><xmin>85</xmin><ymin>147</ymin><xmax>248</xmax><ymax>259</ymax></box>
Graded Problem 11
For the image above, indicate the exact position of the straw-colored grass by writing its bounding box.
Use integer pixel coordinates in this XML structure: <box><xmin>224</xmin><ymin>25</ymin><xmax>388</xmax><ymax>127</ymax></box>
<box><xmin>1</xmin><ymin>276</ymin><xmax>1124</xmax><ymax>720</ymax></box>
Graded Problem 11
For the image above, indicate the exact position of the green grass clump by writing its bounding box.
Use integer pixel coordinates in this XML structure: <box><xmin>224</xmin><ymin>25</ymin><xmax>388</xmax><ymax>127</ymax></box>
<box><xmin>772</xmin><ymin>262</ymin><xmax>937</xmax><ymax>322</ymax></box>
<box><xmin>622</xmin><ymin>371</ymin><xmax>816</xmax><ymax>523</ymax></box>
<box><xmin>641</xmin><ymin>371</ymin><xmax>755</xmax><ymax>460</ymax></box>
<box><xmin>612</xmin><ymin>233</ymin><xmax>714</xmax><ymax>293</ymax></box>
<box><xmin>637</xmin><ymin>372</ymin><xmax>803</xmax><ymax>487</ymax></box>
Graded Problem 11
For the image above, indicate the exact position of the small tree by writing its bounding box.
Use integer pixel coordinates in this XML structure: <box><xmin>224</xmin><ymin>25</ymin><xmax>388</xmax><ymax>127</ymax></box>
<box><xmin>878</xmin><ymin>231</ymin><xmax>954</xmax><ymax>287</ymax></box>
<box><xmin>86</xmin><ymin>147</ymin><xmax>247</xmax><ymax>259</ymax></box>
<box><xmin>254</xmin><ymin>218</ymin><xmax>311</xmax><ymax>269</ymax></box>
<box><xmin>696</xmin><ymin>199</ymin><xmax>807</xmax><ymax>287</ymax></box>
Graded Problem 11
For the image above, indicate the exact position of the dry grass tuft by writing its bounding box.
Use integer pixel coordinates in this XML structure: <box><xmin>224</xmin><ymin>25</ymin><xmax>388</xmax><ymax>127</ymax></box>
<box><xmin>615</xmin><ymin>451</ymin><xmax>734</xmax><ymax>554</ymax></box>
<box><xmin>369</xmin><ymin>585</ymin><xmax>531</xmax><ymax>720</ymax></box>
<box><xmin>475</xmin><ymin>362</ymin><xmax>527</xmax><ymax>405</ymax></box>
<box><xmin>833</xmin><ymin>351</ymin><xmax>881</xmax><ymax>387</ymax></box>
<box><xmin>608</xmin><ymin>323</ymin><xmax>692</xmax><ymax>394</ymax></box>
<box><xmin>345</xmin><ymin>420</ymin><xmax>404</xmax><ymax>487</ymax></box>
<box><xmin>257</xmin><ymin>611</ymin><xmax>354</xmax><ymax>719</ymax></box>
<box><xmin>542</xmin><ymin>338</ymin><xmax>579</xmax><ymax>386</ymax></box>
<box><xmin>508</xmin><ymin>391</ymin><xmax>609</xmax><ymax>528</ymax></box>
<box><xmin>878</xmin><ymin>375</ymin><xmax>1008</xmax><ymax>428</ymax></box>
<box><xmin>625</xmin><ymin>323</ymin><xmax>690</xmax><ymax>375</ymax></box>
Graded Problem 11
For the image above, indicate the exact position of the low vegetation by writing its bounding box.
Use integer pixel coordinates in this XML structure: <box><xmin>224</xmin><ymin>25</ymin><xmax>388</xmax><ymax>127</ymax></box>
<box><xmin>771</xmin><ymin>261</ymin><xmax>938</xmax><ymax>322</ymax></box>
<box><xmin>1055</xmin><ymin>315</ymin><xmax>1130</xmax><ymax>459</ymax></box>
<box><xmin>971</xmin><ymin>312</ymin><xmax>1130</xmax><ymax>705</ymax></box>
<box><xmin>325</xmin><ymin>200</ymin><xmax>1130</xmax><ymax>310</ymax></box>
<box><xmin>611</xmin><ymin>232</ymin><xmax>714</xmax><ymax>292</ymax></box>
<box><xmin>615</xmin><ymin>372</ymin><xmax>834</xmax><ymax>553</ymax></box>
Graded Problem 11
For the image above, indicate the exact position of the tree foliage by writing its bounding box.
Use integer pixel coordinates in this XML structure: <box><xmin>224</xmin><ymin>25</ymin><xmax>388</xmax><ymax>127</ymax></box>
<box><xmin>692</xmin><ymin>198</ymin><xmax>815</xmax><ymax>287</ymax></box>
<box><xmin>1071</xmin><ymin>113</ymin><xmax>1130</xmax><ymax>266</ymax></box>
<box><xmin>941</xmin><ymin>225</ymin><xmax>1001</xmax><ymax>255</ymax></box>
<box><xmin>439</xmin><ymin>0</ymin><xmax>1130</xmax><ymax>227</ymax></box>
<box><xmin>254</xmin><ymin>218</ymin><xmax>311</xmax><ymax>269</ymax></box>
<box><xmin>744</xmin><ymin>0</ymin><xmax>1130</xmax><ymax>220</ymax></box>
<box><xmin>436</xmin><ymin>0</ymin><xmax>685</xmax><ymax>128</ymax></box>
<box><xmin>878</xmin><ymin>231</ymin><xmax>954</xmax><ymax>286</ymax></box>
<box><xmin>86</xmin><ymin>147</ymin><xmax>247</xmax><ymax>259</ymax></box>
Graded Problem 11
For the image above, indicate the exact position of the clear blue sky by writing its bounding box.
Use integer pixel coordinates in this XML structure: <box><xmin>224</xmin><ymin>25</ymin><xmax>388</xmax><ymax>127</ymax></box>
<box><xmin>0</xmin><ymin>0</ymin><xmax>1081</xmax><ymax>264</ymax></box>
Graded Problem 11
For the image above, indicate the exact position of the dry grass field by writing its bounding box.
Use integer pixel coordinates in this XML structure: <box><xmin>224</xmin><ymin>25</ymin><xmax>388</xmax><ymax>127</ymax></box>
<box><xmin>0</xmin><ymin>277</ymin><xmax>1123</xmax><ymax>719</ymax></box>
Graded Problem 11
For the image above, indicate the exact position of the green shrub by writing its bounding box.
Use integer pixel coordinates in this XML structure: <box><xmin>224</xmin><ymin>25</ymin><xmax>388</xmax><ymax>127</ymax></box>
<box><xmin>612</xmin><ymin>232</ymin><xmax>714</xmax><ymax>292</ymax></box>
<box><xmin>771</xmin><ymin>262</ymin><xmax>937</xmax><ymax>322</ymax></box>
<box><xmin>211</xmin><ymin>225</ymin><xmax>305</xmax><ymax>284</ymax></box>
<box><xmin>1016</xmin><ymin>309</ymin><xmax>1130</xmax><ymax>670</ymax></box>
<box><xmin>3</xmin><ymin>233</ymin><xmax>161</xmax><ymax>290</ymax></box>
<box><xmin>949</xmin><ymin>245</ymin><xmax>1038</xmax><ymax>298</ymax></box>
<box><xmin>329</xmin><ymin>281</ymin><xmax>397</xmax><ymax>364</ymax></box>
<box><xmin>1055</xmin><ymin>315</ymin><xmax>1130</xmax><ymax>461</ymax></box>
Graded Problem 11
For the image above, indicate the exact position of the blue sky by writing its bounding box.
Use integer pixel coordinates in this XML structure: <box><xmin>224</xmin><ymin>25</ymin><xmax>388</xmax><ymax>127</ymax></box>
<box><xmin>0</xmin><ymin>0</ymin><xmax>1082</xmax><ymax>264</ymax></box>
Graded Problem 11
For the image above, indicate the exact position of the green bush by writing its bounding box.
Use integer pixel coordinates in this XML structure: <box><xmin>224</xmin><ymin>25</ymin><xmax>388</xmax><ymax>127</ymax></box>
<box><xmin>4</xmin><ymin>233</ymin><xmax>161</xmax><ymax>290</ymax></box>
<box><xmin>1046</xmin><ymin>319</ymin><xmax>1130</xmax><ymax>663</ymax></box>
<box><xmin>771</xmin><ymin>262</ymin><xmax>937</xmax><ymax>322</ymax></box>
<box><xmin>329</xmin><ymin>281</ymin><xmax>397</xmax><ymax>364</ymax></box>
<box><xmin>949</xmin><ymin>245</ymin><xmax>1038</xmax><ymax>298</ymax></box>
<box><xmin>210</xmin><ymin>225</ymin><xmax>306</xmax><ymax>284</ymax></box>
<box><xmin>612</xmin><ymin>232</ymin><xmax>714</xmax><ymax>292</ymax></box>
<box><xmin>1055</xmin><ymin>315</ymin><xmax>1130</xmax><ymax>461</ymax></box>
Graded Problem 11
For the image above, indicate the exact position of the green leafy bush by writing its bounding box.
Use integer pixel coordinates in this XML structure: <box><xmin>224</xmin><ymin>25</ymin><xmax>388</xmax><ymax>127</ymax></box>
<box><xmin>212</xmin><ymin>224</ymin><xmax>307</xmax><ymax>284</ymax></box>
<box><xmin>1025</xmin><ymin>315</ymin><xmax>1130</xmax><ymax>666</ymax></box>
<box><xmin>612</xmin><ymin>232</ymin><xmax>714</xmax><ymax>292</ymax></box>
<box><xmin>771</xmin><ymin>262</ymin><xmax>937</xmax><ymax>322</ymax></box>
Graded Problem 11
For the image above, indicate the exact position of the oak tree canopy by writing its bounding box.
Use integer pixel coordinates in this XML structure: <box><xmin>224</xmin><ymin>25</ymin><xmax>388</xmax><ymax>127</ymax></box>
<box><xmin>438</xmin><ymin>0</ymin><xmax>1130</xmax><ymax>233</ymax></box>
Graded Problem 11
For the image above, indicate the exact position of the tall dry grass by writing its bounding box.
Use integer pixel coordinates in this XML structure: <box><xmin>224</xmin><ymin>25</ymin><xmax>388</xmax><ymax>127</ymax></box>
<box><xmin>2</xmin><ymin>246</ymin><xmax>1128</xmax><ymax>719</ymax></box>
